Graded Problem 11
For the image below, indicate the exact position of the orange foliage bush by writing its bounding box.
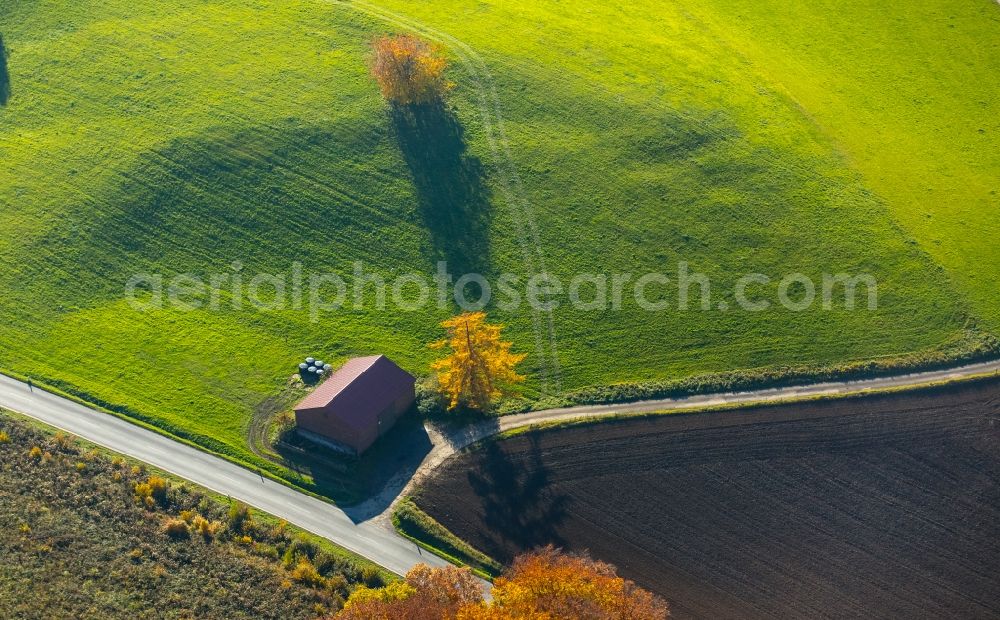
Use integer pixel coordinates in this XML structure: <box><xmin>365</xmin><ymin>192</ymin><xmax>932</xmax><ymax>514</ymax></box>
<box><xmin>336</xmin><ymin>546</ymin><xmax>668</xmax><ymax>619</ymax></box>
<box><xmin>192</xmin><ymin>515</ymin><xmax>221</xmax><ymax>541</ymax></box>
<box><xmin>483</xmin><ymin>545</ymin><xmax>669</xmax><ymax>619</ymax></box>
<box><xmin>337</xmin><ymin>565</ymin><xmax>478</xmax><ymax>619</ymax></box>
<box><xmin>406</xmin><ymin>564</ymin><xmax>483</xmax><ymax>613</ymax></box>
<box><xmin>370</xmin><ymin>34</ymin><xmax>452</xmax><ymax>105</ymax></box>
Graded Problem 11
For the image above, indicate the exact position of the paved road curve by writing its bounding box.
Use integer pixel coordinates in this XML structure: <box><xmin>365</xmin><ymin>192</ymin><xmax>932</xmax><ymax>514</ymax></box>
<box><xmin>0</xmin><ymin>372</ymin><xmax>448</xmax><ymax>577</ymax></box>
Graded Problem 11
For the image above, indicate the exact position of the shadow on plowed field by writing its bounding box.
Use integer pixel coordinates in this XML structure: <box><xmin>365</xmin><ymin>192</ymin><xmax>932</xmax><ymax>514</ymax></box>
<box><xmin>416</xmin><ymin>377</ymin><xmax>1000</xmax><ymax>619</ymax></box>
<box><xmin>466</xmin><ymin>437</ymin><xmax>570</xmax><ymax>550</ymax></box>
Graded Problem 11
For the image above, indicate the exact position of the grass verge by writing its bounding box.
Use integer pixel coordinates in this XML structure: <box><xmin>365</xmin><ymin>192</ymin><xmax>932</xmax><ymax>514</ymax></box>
<box><xmin>392</xmin><ymin>496</ymin><xmax>502</xmax><ymax>579</ymax></box>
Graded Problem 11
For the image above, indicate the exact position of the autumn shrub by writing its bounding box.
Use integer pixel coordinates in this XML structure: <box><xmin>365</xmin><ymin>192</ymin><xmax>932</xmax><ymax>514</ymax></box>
<box><xmin>192</xmin><ymin>515</ymin><xmax>221</xmax><ymax>541</ymax></box>
<box><xmin>370</xmin><ymin>34</ymin><xmax>452</xmax><ymax>105</ymax></box>
<box><xmin>360</xmin><ymin>565</ymin><xmax>385</xmax><ymax>588</ymax></box>
<box><xmin>227</xmin><ymin>501</ymin><xmax>253</xmax><ymax>535</ymax></box>
<box><xmin>28</xmin><ymin>446</ymin><xmax>42</xmax><ymax>461</ymax></box>
<box><xmin>283</xmin><ymin>535</ymin><xmax>318</xmax><ymax>566</ymax></box>
<box><xmin>134</xmin><ymin>475</ymin><xmax>170</xmax><ymax>507</ymax></box>
<box><xmin>275</xmin><ymin>410</ymin><xmax>295</xmax><ymax>430</ymax></box>
<box><xmin>0</xmin><ymin>430</ymin><xmax>9</xmax><ymax>443</ymax></box>
<box><xmin>415</xmin><ymin>378</ymin><xmax>448</xmax><ymax>417</ymax></box>
<box><xmin>253</xmin><ymin>542</ymin><xmax>280</xmax><ymax>561</ymax></box>
<box><xmin>271</xmin><ymin>519</ymin><xmax>289</xmax><ymax>539</ymax></box>
<box><xmin>163</xmin><ymin>518</ymin><xmax>190</xmax><ymax>540</ymax></box>
<box><xmin>339</xmin><ymin>582</ymin><xmax>417</xmax><ymax>618</ymax></box>
<box><xmin>53</xmin><ymin>432</ymin><xmax>73</xmax><ymax>450</ymax></box>
<box><xmin>314</xmin><ymin>551</ymin><xmax>350</xmax><ymax>577</ymax></box>
<box><xmin>281</xmin><ymin>544</ymin><xmax>297</xmax><ymax>568</ymax></box>
<box><xmin>326</xmin><ymin>574</ymin><xmax>349</xmax><ymax>597</ymax></box>
<box><xmin>291</xmin><ymin>558</ymin><xmax>325</xmax><ymax>588</ymax></box>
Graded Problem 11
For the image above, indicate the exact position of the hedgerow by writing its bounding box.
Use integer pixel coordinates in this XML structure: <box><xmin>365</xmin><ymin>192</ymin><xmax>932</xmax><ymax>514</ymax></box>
<box><xmin>564</xmin><ymin>329</ymin><xmax>1000</xmax><ymax>406</ymax></box>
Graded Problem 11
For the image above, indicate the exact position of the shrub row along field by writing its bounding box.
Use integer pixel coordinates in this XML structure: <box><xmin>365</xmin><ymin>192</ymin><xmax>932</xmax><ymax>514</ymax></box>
<box><xmin>0</xmin><ymin>1</ymin><xmax>996</xmax><ymax>473</ymax></box>
<box><xmin>414</xmin><ymin>378</ymin><xmax>1000</xmax><ymax>619</ymax></box>
<box><xmin>0</xmin><ymin>413</ymin><xmax>387</xmax><ymax>619</ymax></box>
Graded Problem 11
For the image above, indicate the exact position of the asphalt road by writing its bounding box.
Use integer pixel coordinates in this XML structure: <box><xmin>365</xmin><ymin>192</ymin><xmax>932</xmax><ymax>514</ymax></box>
<box><xmin>0</xmin><ymin>372</ymin><xmax>448</xmax><ymax>577</ymax></box>
<box><xmin>2</xmin><ymin>357</ymin><xmax>999</xmax><ymax>577</ymax></box>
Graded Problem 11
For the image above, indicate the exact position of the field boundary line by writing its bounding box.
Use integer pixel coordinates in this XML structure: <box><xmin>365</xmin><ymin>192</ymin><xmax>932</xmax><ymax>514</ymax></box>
<box><xmin>393</xmin><ymin>357</ymin><xmax>1000</xmax><ymax>510</ymax></box>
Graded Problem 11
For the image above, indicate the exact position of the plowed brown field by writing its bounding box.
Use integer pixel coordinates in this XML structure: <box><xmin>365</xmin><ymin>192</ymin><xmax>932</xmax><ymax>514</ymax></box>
<box><xmin>415</xmin><ymin>379</ymin><xmax>1000</xmax><ymax>619</ymax></box>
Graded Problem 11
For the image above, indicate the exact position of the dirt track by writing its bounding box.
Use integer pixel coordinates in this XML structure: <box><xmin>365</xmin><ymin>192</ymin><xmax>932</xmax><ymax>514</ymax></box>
<box><xmin>415</xmin><ymin>378</ymin><xmax>1000</xmax><ymax>619</ymax></box>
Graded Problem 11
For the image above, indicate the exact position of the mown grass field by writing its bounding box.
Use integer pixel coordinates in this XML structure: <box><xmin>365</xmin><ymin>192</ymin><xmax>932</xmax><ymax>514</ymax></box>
<box><xmin>0</xmin><ymin>1</ymin><xmax>996</xmax><ymax>480</ymax></box>
<box><xmin>679</xmin><ymin>0</ymin><xmax>1000</xmax><ymax>333</ymax></box>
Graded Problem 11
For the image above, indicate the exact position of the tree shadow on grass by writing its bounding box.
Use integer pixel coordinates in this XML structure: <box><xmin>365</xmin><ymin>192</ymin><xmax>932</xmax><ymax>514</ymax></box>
<box><xmin>0</xmin><ymin>34</ymin><xmax>11</xmax><ymax>106</ymax></box>
<box><xmin>391</xmin><ymin>102</ymin><xmax>492</xmax><ymax>276</ymax></box>
<box><xmin>466</xmin><ymin>435</ymin><xmax>570</xmax><ymax>557</ymax></box>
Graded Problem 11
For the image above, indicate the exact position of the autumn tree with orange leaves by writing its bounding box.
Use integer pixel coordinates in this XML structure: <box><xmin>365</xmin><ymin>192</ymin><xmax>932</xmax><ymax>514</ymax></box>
<box><xmin>481</xmin><ymin>546</ymin><xmax>669</xmax><ymax>619</ymax></box>
<box><xmin>333</xmin><ymin>546</ymin><xmax>669</xmax><ymax>619</ymax></box>
<box><xmin>337</xmin><ymin>564</ymin><xmax>481</xmax><ymax>620</ymax></box>
<box><xmin>370</xmin><ymin>34</ymin><xmax>452</xmax><ymax>105</ymax></box>
<box><xmin>430</xmin><ymin>312</ymin><xmax>526</xmax><ymax>412</ymax></box>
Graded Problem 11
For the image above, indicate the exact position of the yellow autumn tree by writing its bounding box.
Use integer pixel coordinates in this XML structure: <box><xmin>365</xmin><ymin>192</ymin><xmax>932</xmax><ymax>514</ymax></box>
<box><xmin>370</xmin><ymin>34</ymin><xmax>452</xmax><ymax>105</ymax></box>
<box><xmin>430</xmin><ymin>311</ymin><xmax>526</xmax><ymax>412</ymax></box>
<box><xmin>476</xmin><ymin>545</ymin><xmax>669</xmax><ymax>619</ymax></box>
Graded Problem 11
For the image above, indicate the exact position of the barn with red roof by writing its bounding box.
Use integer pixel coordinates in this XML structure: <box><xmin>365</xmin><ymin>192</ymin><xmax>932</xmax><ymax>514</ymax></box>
<box><xmin>294</xmin><ymin>355</ymin><xmax>416</xmax><ymax>456</ymax></box>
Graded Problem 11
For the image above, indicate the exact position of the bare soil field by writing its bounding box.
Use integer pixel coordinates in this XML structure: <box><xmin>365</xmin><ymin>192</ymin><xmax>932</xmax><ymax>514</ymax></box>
<box><xmin>415</xmin><ymin>378</ymin><xmax>1000</xmax><ymax>619</ymax></box>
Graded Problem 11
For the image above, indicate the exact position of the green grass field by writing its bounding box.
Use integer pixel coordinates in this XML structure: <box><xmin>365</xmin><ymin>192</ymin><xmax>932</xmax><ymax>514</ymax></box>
<box><xmin>678</xmin><ymin>0</ymin><xmax>1000</xmax><ymax>333</ymax></box>
<box><xmin>0</xmin><ymin>0</ymin><xmax>996</xmax><ymax>480</ymax></box>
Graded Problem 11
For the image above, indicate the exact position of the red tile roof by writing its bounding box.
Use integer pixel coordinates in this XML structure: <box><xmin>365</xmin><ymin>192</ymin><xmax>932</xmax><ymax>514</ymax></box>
<box><xmin>294</xmin><ymin>355</ymin><xmax>416</xmax><ymax>429</ymax></box>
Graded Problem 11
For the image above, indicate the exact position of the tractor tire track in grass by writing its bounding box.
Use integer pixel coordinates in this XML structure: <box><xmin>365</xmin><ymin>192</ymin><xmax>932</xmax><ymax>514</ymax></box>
<box><xmin>335</xmin><ymin>0</ymin><xmax>563</xmax><ymax>394</ymax></box>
